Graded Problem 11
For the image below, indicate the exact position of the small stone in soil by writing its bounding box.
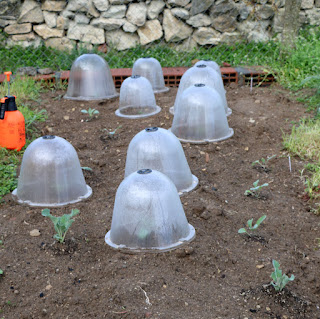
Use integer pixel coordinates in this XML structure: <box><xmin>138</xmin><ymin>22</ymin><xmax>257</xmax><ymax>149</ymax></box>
<box><xmin>30</xmin><ymin>229</ymin><xmax>41</xmax><ymax>237</ymax></box>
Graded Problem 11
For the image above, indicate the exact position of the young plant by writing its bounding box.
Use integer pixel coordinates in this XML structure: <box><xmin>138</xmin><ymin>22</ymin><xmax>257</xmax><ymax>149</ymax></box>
<box><xmin>270</xmin><ymin>259</ymin><xmax>295</xmax><ymax>291</ymax></box>
<box><xmin>0</xmin><ymin>269</ymin><xmax>3</xmax><ymax>275</ymax></box>
<box><xmin>41</xmin><ymin>208</ymin><xmax>79</xmax><ymax>243</ymax></box>
<box><xmin>238</xmin><ymin>215</ymin><xmax>266</xmax><ymax>236</ymax></box>
<box><xmin>252</xmin><ymin>155</ymin><xmax>276</xmax><ymax>171</ymax></box>
<box><xmin>81</xmin><ymin>108</ymin><xmax>99</xmax><ymax>121</ymax></box>
<box><xmin>105</xmin><ymin>125</ymin><xmax>122</xmax><ymax>139</ymax></box>
<box><xmin>244</xmin><ymin>180</ymin><xmax>269</xmax><ymax>197</ymax></box>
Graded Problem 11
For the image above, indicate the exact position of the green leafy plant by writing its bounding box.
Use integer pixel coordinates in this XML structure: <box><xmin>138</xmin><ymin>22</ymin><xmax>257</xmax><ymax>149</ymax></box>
<box><xmin>41</xmin><ymin>208</ymin><xmax>79</xmax><ymax>243</ymax></box>
<box><xmin>244</xmin><ymin>180</ymin><xmax>269</xmax><ymax>197</ymax></box>
<box><xmin>270</xmin><ymin>259</ymin><xmax>295</xmax><ymax>291</ymax></box>
<box><xmin>238</xmin><ymin>215</ymin><xmax>266</xmax><ymax>236</ymax></box>
<box><xmin>252</xmin><ymin>155</ymin><xmax>276</xmax><ymax>171</ymax></box>
<box><xmin>81</xmin><ymin>166</ymin><xmax>92</xmax><ymax>171</ymax></box>
<box><xmin>81</xmin><ymin>108</ymin><xmax>99</xmax><ymax>121</ymax></box>
<box><xmin>0</xmin><ymin>269</ymin><xmax>3</xmax><ymax>275</ymax></box>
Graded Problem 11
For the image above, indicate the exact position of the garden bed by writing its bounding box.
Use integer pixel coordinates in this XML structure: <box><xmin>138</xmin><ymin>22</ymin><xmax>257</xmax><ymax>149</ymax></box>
<box><xmin>1</xmin><ymin>83</ymin><xmax>320</xmax><ymax>318</ymax></box>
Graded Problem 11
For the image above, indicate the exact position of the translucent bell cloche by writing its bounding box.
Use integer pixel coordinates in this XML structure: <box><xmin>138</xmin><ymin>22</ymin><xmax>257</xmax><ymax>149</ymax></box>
<box><xmin>64</xmin><ymin>54</ymin><xmax>118</xmax><ymax>100</ymax></box>
<box><xmin>125</xmin><ymin>127</ymin><xmax>198</xmax><ymax>195</ymax></box>
<box><xmin>105</xmin><ymin>169</ymin><xmax>195</xmax><ymax>252</ymax></box>
<box><xmin>170</xmin><ymin>84</ymin><xmax>234</xmax><ymax>144</ymax></box>
<box><xmin>12</xmin><ymin>135</ymin><xmax>92</xmax><ymax>207</ymax></box>
<box><xmin>194</xmin><ymin>60</ymin><xmax>221</xmax><ymax>76</ymax></box>
<box><xmin>132</xmin><ymin>57</ymin><xmax>169</xmax><ymax>93</ymax></box>
<box><xmin>115</xmin><ymin>75</ymin><xmax>161</xmax><ymax>118</ymax></box>
<box><xmin>170</xmin><ymin>64</ymin><xmax>231</xmax><ymax>117</ymax></box>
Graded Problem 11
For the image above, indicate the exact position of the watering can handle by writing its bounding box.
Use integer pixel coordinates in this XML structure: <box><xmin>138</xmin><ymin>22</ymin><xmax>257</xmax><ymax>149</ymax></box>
<box><xmin>4</xmin><ymin>72</ymin><xmax>12</xmax><ymax>82</ymax></box>
<box><xmin>0</xmin><ymin>98</ymin><xmax>7</xmax><ymax>120</ymax></box>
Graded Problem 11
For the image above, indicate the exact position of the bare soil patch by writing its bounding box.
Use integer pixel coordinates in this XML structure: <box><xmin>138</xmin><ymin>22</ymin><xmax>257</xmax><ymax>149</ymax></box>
<box><xmin>1</xmin><ymin>84</ymin><xmax>320</xmax><ymax>319</ymax></box>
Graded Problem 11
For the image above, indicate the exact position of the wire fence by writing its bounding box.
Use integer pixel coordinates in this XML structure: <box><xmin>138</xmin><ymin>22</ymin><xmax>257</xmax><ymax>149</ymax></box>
<box><xmin>0</xmin><ymin>1</ymin><xmax>318</xmax><ymax>74</ymax></box>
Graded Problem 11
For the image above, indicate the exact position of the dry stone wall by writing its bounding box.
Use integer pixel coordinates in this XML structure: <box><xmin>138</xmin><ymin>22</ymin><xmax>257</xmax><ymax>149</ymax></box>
<box><xmin>0</xmin><ymin>0</ymin><xmax>319</xmax><ymax>51</ymax></box>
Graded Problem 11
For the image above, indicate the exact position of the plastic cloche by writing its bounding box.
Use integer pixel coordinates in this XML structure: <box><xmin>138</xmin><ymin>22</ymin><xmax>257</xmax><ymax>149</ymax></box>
<box><xmin>170</xmin><ymin>84</ymin><xmax>234</xmax><ymax>144</ymax></box>
<box><xmin>132</xmin><ymin>57</ymin><xmax>169</xmax><ymax>93</ymax></box>
<box><xmin>194</xmin><ymin>60</ymin><xmax>222</xmax><ymax>76</ymax></box>
<box><xmin>124</xmin><ymin>127</ymin><xmax>198</xmax><ymax>195</ymax></box>
<box><xmin>105</xmin><ymin>169</ymin><xmax>195</xmax><ymax>252</ymax></box>
<box><xmin>170</xmin><ymin>64</ymin><xmax>232</xmax><ymax>117</ymax></box>
<box><xmin>64</xmin><ymin>54</ymin><xmax>118</xmax><ymax>100</ymax></box>
<box><xmin>12</xmin><ymin>135</ymin><xmax>92</xmax><ymax>207</ymax></box>
<box><xmin>115</xmin><ymin>75</ymin><xmax>161</xmax><ymax>118</ymax></box>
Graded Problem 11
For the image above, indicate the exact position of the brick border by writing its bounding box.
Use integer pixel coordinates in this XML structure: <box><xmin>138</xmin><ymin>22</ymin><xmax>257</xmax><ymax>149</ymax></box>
<box><xmin>0</xmin><ymin>66</ymin><xmax>275</xmax><ymax>88</ymax></box>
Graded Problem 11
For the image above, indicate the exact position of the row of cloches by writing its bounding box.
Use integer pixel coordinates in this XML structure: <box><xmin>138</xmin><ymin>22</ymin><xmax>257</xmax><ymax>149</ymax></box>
<box><xmin>12</xmin><ymin>54</ymin><xmax>233</xmax><ymax>253</ymax></box>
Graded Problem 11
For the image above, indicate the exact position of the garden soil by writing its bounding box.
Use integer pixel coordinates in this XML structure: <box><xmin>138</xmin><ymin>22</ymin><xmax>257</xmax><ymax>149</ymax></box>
<box><xmin>1</xmin><ymin>84</ymin><xmax>320</xmax><ymax>319</ymax></box>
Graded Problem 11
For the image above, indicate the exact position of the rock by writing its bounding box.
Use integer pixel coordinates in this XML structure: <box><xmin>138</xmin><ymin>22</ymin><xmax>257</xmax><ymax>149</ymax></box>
<box><xmin>192</xmin><ymin>27</ymin><xmax>221</xmax><ymax>45</ymax></box>
<box><xmin>37</xmin><ymin>68</ymin><xmax>54</xmax><ymax>75</ymax></box>
<box><xmin>122</xmin><ymin>21</ymin><xmax>137</xmax><ymax>32</ymax></box>
<box><xmin>56</xmin><ymin>16</ymin><xmax>69</xmax><ymax>30</ymax></box>
<box><xmin>93</xmin><ymin>0</ymin><xmax>110</xmax><ymax>11</ymax></box>
<box><xmin>12</xmin><ymin>32</ymin><xmax>36</xmax><ymax>41</ymax></box>
<box><xmin>101</xmin><ymin>5</ymin><xmax>126</xmax><ymax>18</ymax></box>
<box><xmin>4</xmin><ymin>23</ymin><xmax>32</xmax><ymax>34</ymax></box>
<box><xmin>212</xmin><ymin>15</ymin><xmax>236</xmax><ymax>32</ymax></box>
<box><xmin>200</xmin><ymin>211</ymin><xmax>210</xmax><ymax>220</ymax></box>
<box><xmin>137</xmin><ymin>19</ymin><xmax>163</xmax><ymax>45</ymax></box>
<box><xmin>45</xmin><ymin>284</ymin><xmax>52</xmax><ymax>290</ymax></box>
<box><xmin>0</xmin><ymin>18</ymin><xmax>16</xmax><ymax>28</ymax></box>
<box><xmin>301</xmin><ymin>0</ymin><xmax>314</xmax><ymax>9</ymax></box>
<box><xmin>18</xmin><ymin>0</ymin><xmax>44</xmax><ymax>23</ymax></box>
<box><xmin>109</xmin><ymin>0</ymin><xmax>134</xmax><ymax>3</ymax></box>
<box><xmin>147</xmin><ymin>0</ymin><xmax>165</xmax><ymax>19</ymax></box>
<box><xmin>306</xmin><ymin>8</ymin><xmax>320</xmax><ymax>25</ymax></box>
<box><xmin>186</xmin><ymin>13</ymin><xmax>211</xmax><ymax>27</ymax></box>
<box><xmin>43</xmin><ymin>11</ymin><xmax>57</xmax><ymax>28</ymax></box>
<box><xmin>167</xmin><ymin>0</ymin><xmax>191</xmax><ymax>7</ymax></box>
<box><xmin>220</xmin><ymin>32</ymin><xmax>242</xmax><ymax>45</ymax></box>
<box><xmin>210</xmin><ymin>0</ymin><xmax>238</xmax><ymax>18</ymax></box>
<box><xmin>34</xmin><ymin>24</ymin><xmax>64</xmax><ymax>39</ymax></box>
<box><xmin>6</xmin><ymin>35</ymin><xmax>42</xmax><ymax>48</ymax></box>
<box><xmin>238</xmin><ymin>4</ymin><xmax>250</xmax><ymax>21</ymax></box>
<box><xmin>255</xmin><ymin>5</ymin><xmax>275</xmax><ymax>20</ymax></box>
<box><xmin>274</xmin><ymin>0</ymin><xmax>285</xmax><ymax>7</ymax></box>
<box><xmin>67</xmin><ymin>23</ymin><xmax>105</xmax><ymax>44</ymax></box>
<box><xmin>172</xmin><ymin>37</ymin><xmax>198</xmax><ymax>51</ymax></box>
<box><xmin>41</xmin><ymin>1</ymin><xmax>67</xmax><ymax>12</ymax></box>
<box><xmin>273</xmin><ymin>8</ymin><xmax>284</xmax><ymax>33</ymax></box>
<box><xmin>0</xmin><ymin>3</ymin><xmax>9</xmax><ymax>15</ymax></box>
<box><xmin>61</xmin><ymin>9</ymin><xmax>75</xmax><ymax>19</ymax></box>
<box><xmin>78</xmin><ymin>42</ymin><xmax>93</xmax><ymax>50</ymax></box>
<box><xmin>75</xmin><ymin>14</ymin><xmax>90</xmax><ymax>24</ymax></box>
<box><xmin>316</xmin><ymin>0</ymin><xmax>320</xmax><ymax>7</ymax></box>
<box><xmin>91</xmin><ymin>18</ymin><xmax>125</xmax><ymax>31</ymax></box>
<box><xmin>190</xmin><ymin>0</ymin><xmax>214</xmax><ymax>15</ymax></box>
<box><xmin>163</xmin><ymin>9</ymin><xmax>193</xmax><ymax>42</ymax></box>
<box><xmin>106</xmin><ymin>29</ymin><xmax>139</xmax><ymax>50</ymax></box>
<box><xmin>63</xmin><ymin>115</ymin><xmax>70</xmax><ymax>120</ymax></box>
<box><xmin>171</xmin><ymin>8</ymin><xmax>190</xmax><ymax>20</ymax></box>
<box><xmin>66</xmin><ymin>0</ymin><xmax>90</xmax><ymax>11</ymax></box>
<box><xmin>126</xmin><ymin>3</ymin><xmax>147</xmax><ymax>26</ymax></box>
<box><xmin>30</xmin><ymin>229</ymin><xmax>41</xmax><ymax>237</ymax></box>
<box><xmin>237</xmin><ymin>20</ymin><xmax>271</xmax><ymax>42</ymax></box>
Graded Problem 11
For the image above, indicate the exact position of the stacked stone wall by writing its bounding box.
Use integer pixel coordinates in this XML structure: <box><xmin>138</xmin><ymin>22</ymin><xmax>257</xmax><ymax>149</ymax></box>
<box><xmin>0</xmin><ymin>0</ymin><xmax>319</xmax><ymax>51</ymax></box>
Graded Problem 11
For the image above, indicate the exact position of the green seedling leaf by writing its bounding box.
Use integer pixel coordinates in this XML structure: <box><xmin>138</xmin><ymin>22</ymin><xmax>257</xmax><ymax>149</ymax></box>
<box><xmin>270</xmin><ymin>259</ymin><xmax>295</xmax><ymax>291</ymax></box>
<box><xmin>239</xmin><ymin>215</ymin><xmax>266</xmax><ymax>236</ymax></box>
<box><xmin>81</xmin><ymin>109</ymin><xmax>88</xmax><ymax>114</ymax></box>
<box><xmin>238</xmin><ymin>228</ymin><xmax>247</xmax><ymax>234</ymax></box>
<box><xmin>253</xmin><ymin>180</ymin><xmax>259</xmax><ymax>187</ymax></box>
<box><xmin>81</xmin><ymin>167</ymin><xmax>92</xmax><ymax>171</ymax></box>
<box><xmin>247</xmin><ymin>218</ymin><xmax>253</xmax><ymax>229</ymax></box>
<box><xmin>42</xmin><ymin>208</ymin><xmax>79</xmax><ymax>243</ymax></box>
<box><xmin>255</xmin><ymin>215</ymin><xmax>267</xmax><ymax>227</ymax></box>
<box><xmin>0</xmin><ymin>269</ymin><xmax>3</xmax><ymax>275</ymax></box>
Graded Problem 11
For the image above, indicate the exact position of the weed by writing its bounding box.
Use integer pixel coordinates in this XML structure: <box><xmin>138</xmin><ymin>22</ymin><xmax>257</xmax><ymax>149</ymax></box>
<box><xmin>270</xmin><ymin>259</ymin><xmax>295</xmax><ymax>291</ymax></box>
<box><xmin>81</xmin><ymin>108</ymin><xmax>99</xmax><ymax>121</ymax></box>
<box><xmin>244</xmin><ymin>180</ymin><xmax>269</xmax><ymax>198</ymax></box>
<box><xmin>41</xmin><ymin>208</ymin><xmax>79</xmax><ymax>243</ymax></box>
<box><xmin>252</xmin><ymin>155</ymin><xmax>276</xmax><ymax>171</ymax></box>
<box><xmin>238</xmin><ymin>215</ymin><xmax>266</xmax><ymax>236</ymax></box>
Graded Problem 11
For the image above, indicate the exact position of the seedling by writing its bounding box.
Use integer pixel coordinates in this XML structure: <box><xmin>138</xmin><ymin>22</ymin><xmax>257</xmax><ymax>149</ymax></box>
<box><xmin>0</xmin><ymin>269</ymin><xmax>3</xmax><ymax>275</ymax></box>
<box><xmin>81</xmin><ymin>166</ymin><xmax>92</xmax><ymax>171</ymax></box>
<box><xmin>81</xmin><ymin>108</ymin><xmax>99</xmax><ymax>121</ymax></box>
<box><xmin>244</xmin><ymin>180</ymin><xmax>269</xmax><ymax>197</ymax></box>
<box><xmin>105</xmin><ymin>125</ymin><xmax>122</xmax><ymax>139</ymax></box>
<box><xmin>270</xmin><ymin>259</ymin><xmax>295</xmax><ymax>291</ymax></box>
<box><xmin>238</xmin><ymin>215</ymin><xmax>266</xmax><ymax>236</ymax></box>
<box><xmin>252</xmin><ymin>155</ymin><xmax>276</xmax><ymax>171</ymax></box>
<box><xmin>41</xmin><ymin>208</ymin><xmax>79</xmax><ymax>243</ymax></box>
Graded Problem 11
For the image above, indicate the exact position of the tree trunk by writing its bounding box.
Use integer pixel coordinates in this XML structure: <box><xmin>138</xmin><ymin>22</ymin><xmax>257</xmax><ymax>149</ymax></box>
<box><xmin>281</xmin><ymin>0</ymin><xmax>302</xmax><ymax>49</ymax></box>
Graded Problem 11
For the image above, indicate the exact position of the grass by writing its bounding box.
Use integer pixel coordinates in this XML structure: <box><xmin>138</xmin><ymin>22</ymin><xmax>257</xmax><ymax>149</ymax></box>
<box><xmin>0</xmin><ymin>77</ymin><xmax>46</xmax><ymax>201</ymax></box>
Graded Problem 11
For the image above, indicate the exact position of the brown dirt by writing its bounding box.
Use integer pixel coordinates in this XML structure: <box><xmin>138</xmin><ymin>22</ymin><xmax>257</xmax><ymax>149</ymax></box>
<box><xmin>1</xmin><ymin>83</ymin><xmax>320</xmax><ymax>319</ymax></box>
